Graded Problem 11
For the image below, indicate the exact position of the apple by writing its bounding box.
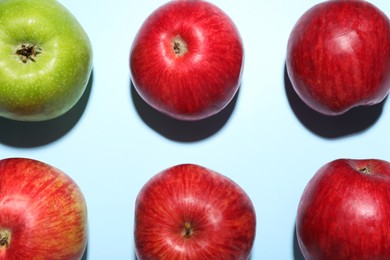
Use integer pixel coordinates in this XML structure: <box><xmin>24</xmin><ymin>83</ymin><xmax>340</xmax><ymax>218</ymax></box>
<box><xmin>286</xmin><ymin>0</ymin><xmax>390</xmax><ymax>116</ymax></box>
<box><xmin>0</xmin><ymin>0</ymin><xmax>93</xmax><ymax>121</ymax></box>
<box><xmin>130</xmin><ymin>0</ymin><xmax>243</xmax><ymax>121</ymax></box>
<box><xmin>296</xmin><ymin>158</ymin><xmax>390</xmax><ymax>259</ymax></box>
<box><xmin>0</xmin><ymin>158</ymin><xmax>87</xmax><ymax>259</ymax></box>
<box><xmin>134</xmin><ymin>164</ymin><xmax>256</xmax><ymax>259</ymax></box>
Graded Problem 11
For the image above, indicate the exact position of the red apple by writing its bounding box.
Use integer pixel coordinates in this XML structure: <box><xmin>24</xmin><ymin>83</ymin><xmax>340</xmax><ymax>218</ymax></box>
<box><xmin>286</xmin><ymin>0</ymin><xmax>390</xmax><ymax>116</ymax></box>
<box><xmin>0</xmin><ymin>158</ymin><xmax>87</xmax><ymax>259</ymax></box>
<box><xmin>134</xmin><ymin>164</ymin><xmax>256</xmax><ymax>259</ymax></box>
<box><xmin>130</xmin><ymin>0</ymin><xmax>243</xmax><ymax>121</ymax></box>
<box><xmin>296</xmin><ymin>158</ymin><xmax>390</xmax><ymax>259</ymax></box>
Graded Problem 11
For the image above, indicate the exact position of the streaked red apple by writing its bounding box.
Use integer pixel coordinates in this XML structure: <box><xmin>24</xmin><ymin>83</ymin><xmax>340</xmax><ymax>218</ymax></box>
<box><xmin>0</xmin><ymin>158</ymin><xmax>87</xmax><ymax>259</ymax></box>
<box><xmin>130</xmin><ymin>0</ymin><xmax>243</xmax><ymax>121</ymax></box>
<box><xmin>286</xmin><ymin>0</ymin><xmax>390</xmax><ymax>116</ymax></box>
<box><xmin>134</xmin><ymin>164</ymin><xmax>256</xmax><ymax>259</ymax></box>
<box><xmin>297</xmin><ymin>158</ymin><xmax>390</xmax><ymax>259</ymax></box>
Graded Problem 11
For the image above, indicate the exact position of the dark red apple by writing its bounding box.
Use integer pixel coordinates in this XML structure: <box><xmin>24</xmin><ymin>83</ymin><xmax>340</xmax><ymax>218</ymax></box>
<box><xmin>134</xmin><ymin>164</ymin><xmax>256</xmax><ymax>259</ymax></box>
<box><xmin>130</xmin><ymin>0</ymin><xmax>243</xmax><ymax>121</ymax></box>
<box><xmin>286</xmin><ymin>0</ymin><xmax>390</xmax><ymax>116</ymax></box>
<box><xmin>0</xmin><ymin>158</ymin><xmax>87</xmax><ymax>259</ymax></box>
<box><xmin>296</xmin><ymin>158</ymin><xmax>390</xmax><ymax>259</ymax></box>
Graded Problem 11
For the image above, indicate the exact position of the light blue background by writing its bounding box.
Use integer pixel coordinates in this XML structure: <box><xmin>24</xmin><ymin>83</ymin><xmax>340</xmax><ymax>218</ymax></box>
<box><xmin>1</xmin><ymin>0</ymin><xmax>390</xmax><ymax>259</ymax></box>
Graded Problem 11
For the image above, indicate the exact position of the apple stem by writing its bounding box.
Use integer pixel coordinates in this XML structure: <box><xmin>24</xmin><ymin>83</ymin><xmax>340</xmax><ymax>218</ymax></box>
<box><xmin>359</xmin><ymin>166</ymin><xmax>370</xmax><ymax>175</ymax></box>
<box><xmin>182</xmin><ymin>222</ymin><xmax>193</xmax><ymax>238</ymax></box>
<box><xmin>0</xmin><ymin>229</ymin><xmax>10</xmax><ymax>248</ymax></box>
<box><xmin>172</xmin><ymin>36</ymin><xmax>188</xmax><ymax>57</ymax></box>
<box><xmin>15</xmin><ymin>43</ymin><xmax>42</xmax><ymax>63</ymax></box>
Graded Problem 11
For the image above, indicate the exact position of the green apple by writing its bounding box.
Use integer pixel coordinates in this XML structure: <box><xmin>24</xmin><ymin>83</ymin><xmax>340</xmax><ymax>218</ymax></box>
<box><xmin>0</xmin><ymin>0</ymin><xmax>93</xmax><ymax>121</ymax></box>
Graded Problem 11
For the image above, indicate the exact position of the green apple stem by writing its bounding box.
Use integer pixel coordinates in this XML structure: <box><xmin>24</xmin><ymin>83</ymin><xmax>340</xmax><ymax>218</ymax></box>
<box><xmin>182</xmin><ymin>222</ymin><xmax>193</xmax><ymax>238</ymax></box>
<box><xmin>172</xmin><ymin>36</ymin><xmax>188</xmax><ymax>57</ymax></box>
<box><xmin>15</xmin><ymin>43</ymin><xmax>42</xmax><ymax>63</ymax></box>
<box><xmin>0</xmin><ymin>229</ymin><xmax>10</xmax><ymax>248</ymax></box>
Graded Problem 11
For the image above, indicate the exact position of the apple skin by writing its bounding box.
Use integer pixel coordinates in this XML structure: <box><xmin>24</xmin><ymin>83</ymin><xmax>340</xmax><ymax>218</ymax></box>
<box><xmin>286</xmin><ymin>0</ymin><xmax>390</xmax><ymax>116</ymax></box>
<box><xmin>0</xmin><ymin>158</ymin><xmax>87</xmax><ymax>260</ymax></box>
<box><xmin>134</xmin><ymin>164</ymin><xmax>256</xmax><ymax>259</ymax></box>
<box><xmin>130</xmin><ymin>0</ymin><xmax>243</xmax><ymax>121</ymax></box>
<box><xmin>0</xmin><ymin>0</ymin><xmax>93</xmax><ymax>122</ymax></box>
<box><xmin>296</xmin><ymin>159</ymin><xmax>390</xmax><ymax>259</ymax></box>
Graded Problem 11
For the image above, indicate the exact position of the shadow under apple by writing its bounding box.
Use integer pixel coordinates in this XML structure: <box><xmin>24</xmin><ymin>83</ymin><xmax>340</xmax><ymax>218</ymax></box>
<box><xmin>81</xmin><ymin>243</ymin><xmax>88</xmax><ymax>260</ymax></box>
<box><xmin>284</xmin><ymin>64</ymin><xmax>385</xmax><ymax>138</ymax></box>
<box><xmin>293</xmin><ymin>224</ymin><xmax>305</xmax><ymax>260</ymax></box>
<box><xmin>130</xmin><ymin>81</ymin><xmax>239</xmax><ymax>142</ymax></box>
<box><xmin>0</xmin><ymin>71</ymin><xmax>94</xmax><ymax>148</ymax></box>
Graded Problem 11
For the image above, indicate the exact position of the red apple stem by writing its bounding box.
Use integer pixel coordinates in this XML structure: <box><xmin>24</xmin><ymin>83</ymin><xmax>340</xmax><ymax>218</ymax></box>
<box><xmin>358</xmin><ymin>166</ymin><xmax>370</xmax><ymax>174</ymax></box>
<box><xmin>182</xmin><ymin>222</ymin><xmax>193</xmax><ymax>238</ymax></box>
<box><xmin>15</xmin><ymin>43</ymin><xmax>42</xmax><ymax>63</ymax></box>
<box><xmin>0</xmin><ymin>229</ymin><xmax>10</xmax><ymax>248</ymax></box>
<box><xmin>172</xmin><ymin>36</ymin><xmax>188</xmax><ymax>57</ymax></box>
<box><xmin>173</xmin><ymin>42</ymin><xmax>181</xmax><ymax>54</ymax></box>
